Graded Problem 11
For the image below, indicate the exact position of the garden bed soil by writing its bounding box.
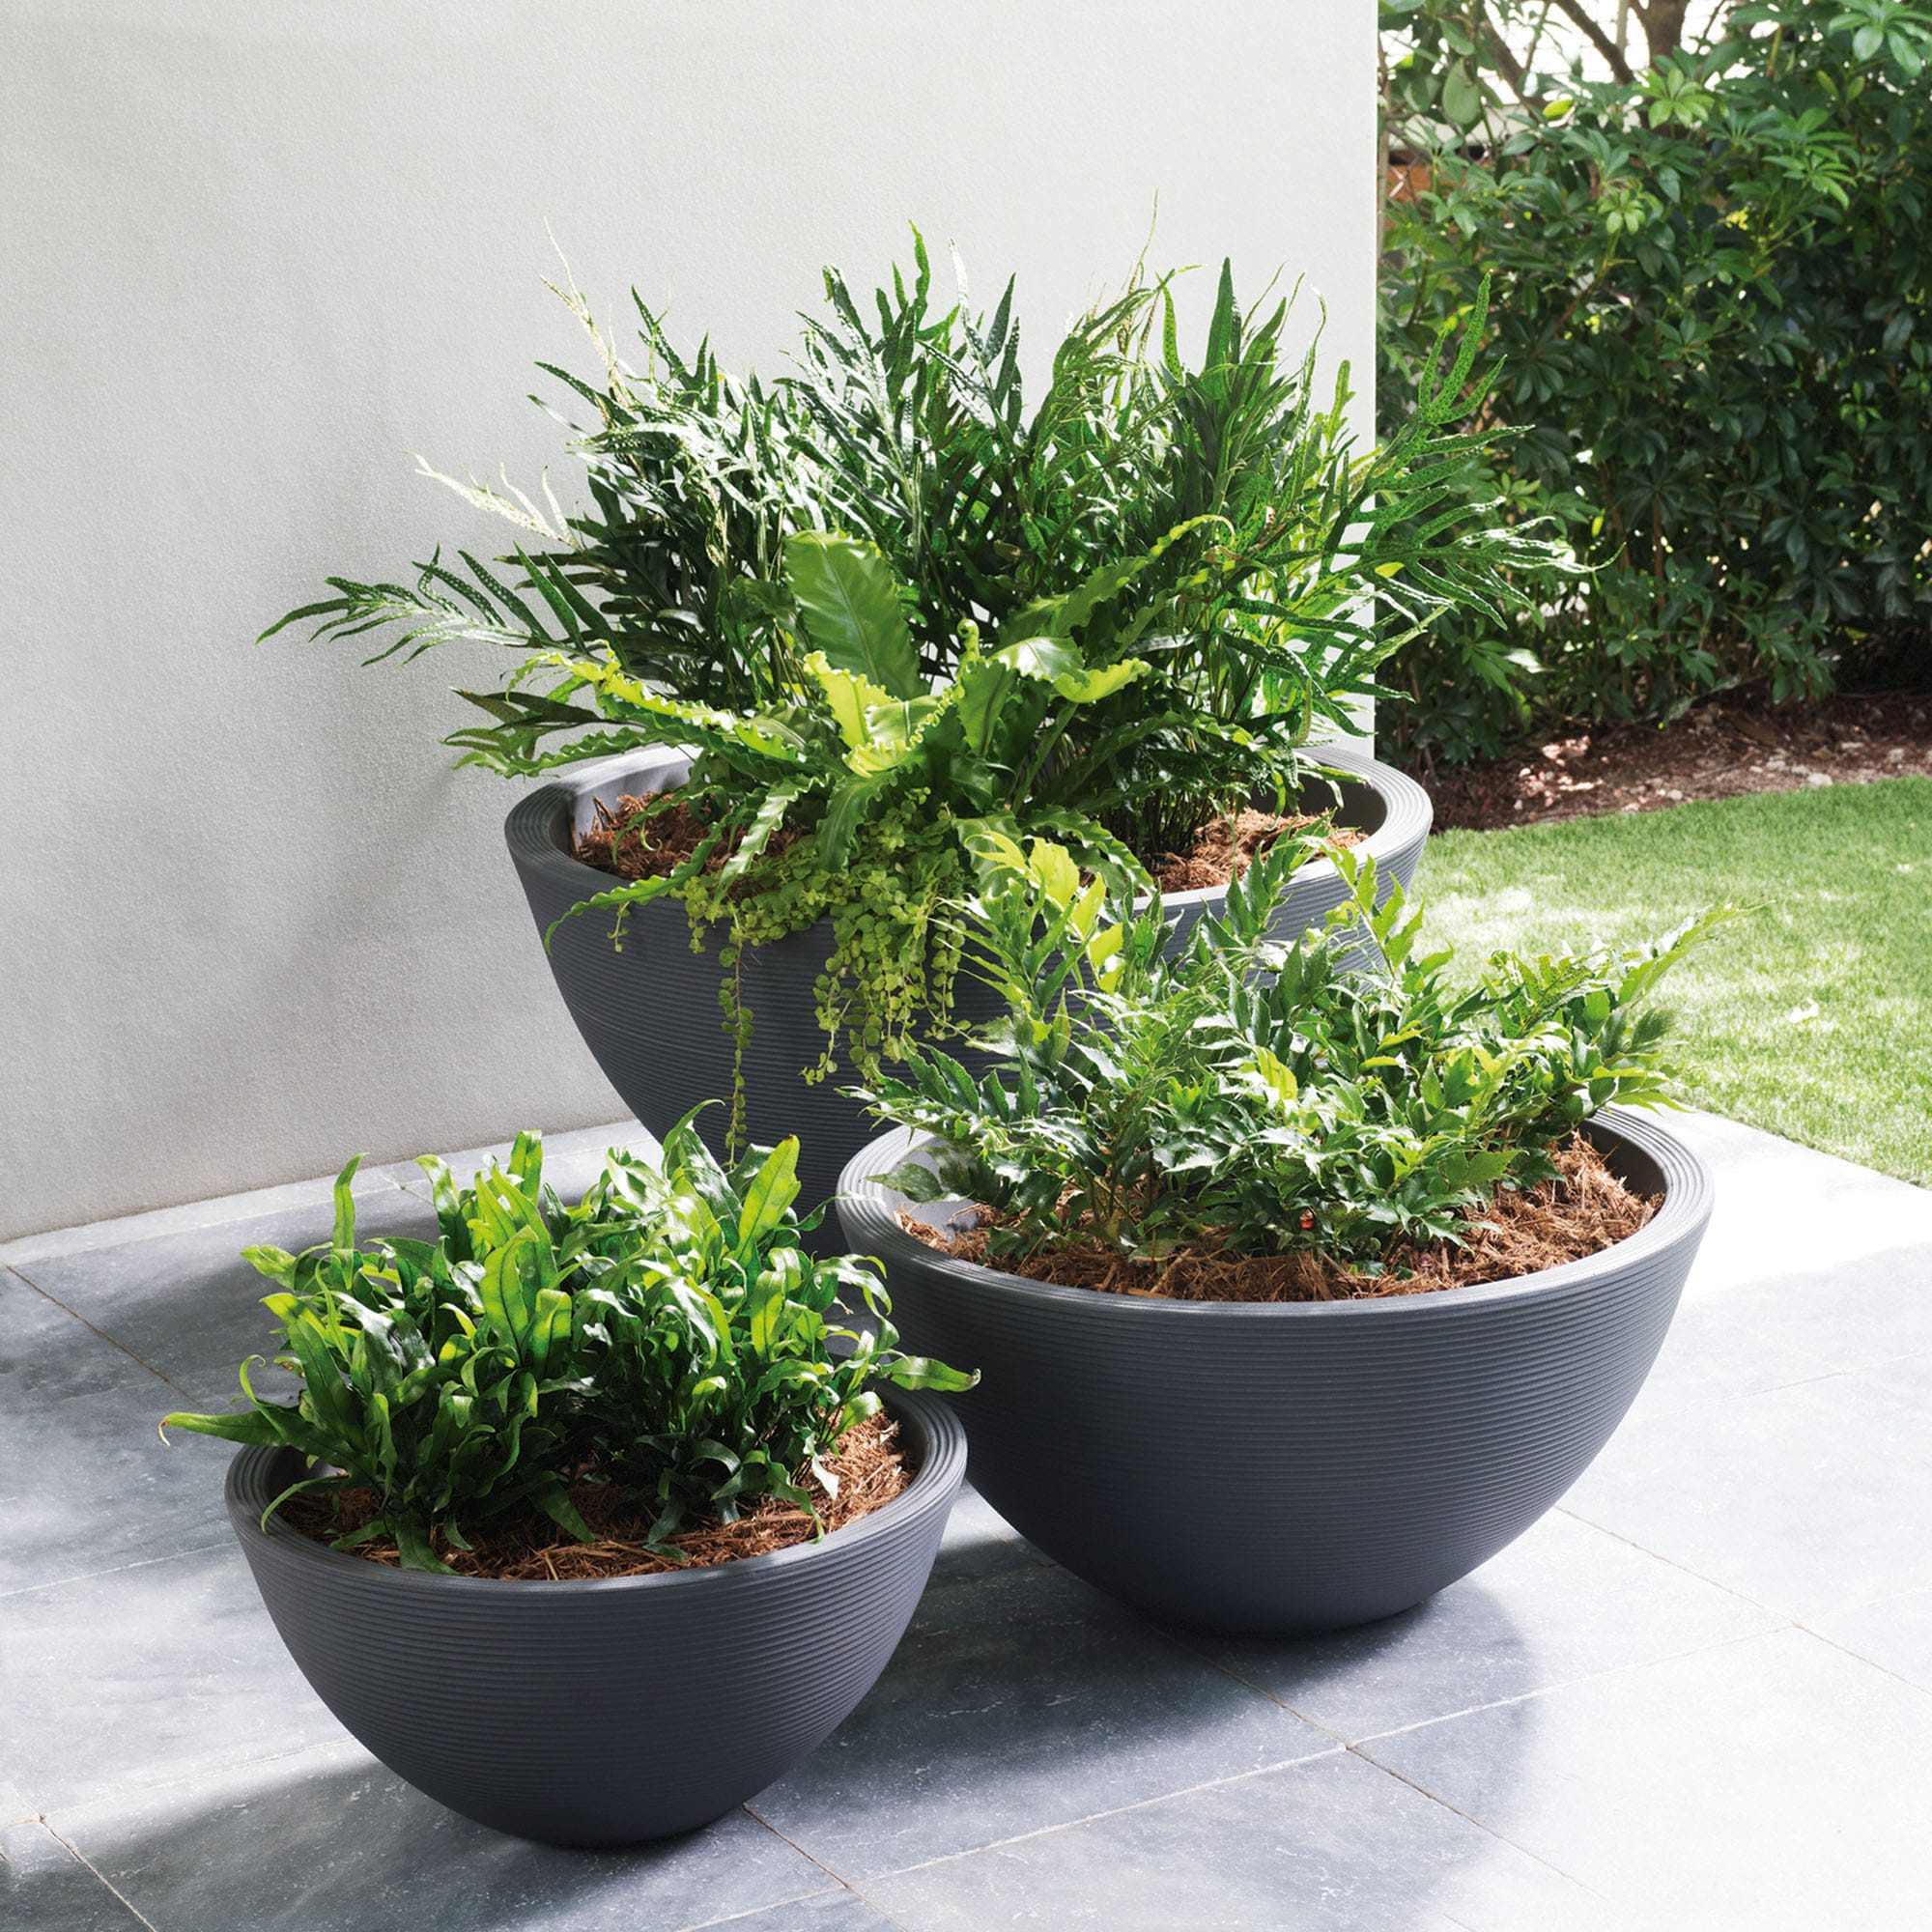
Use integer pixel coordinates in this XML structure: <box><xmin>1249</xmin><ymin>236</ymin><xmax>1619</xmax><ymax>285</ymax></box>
<box><xmin>899</xmin><ymin>1135</ymin><xmax>1654</xmax><ymax>1303</ymax></box>
<box><xmin>281</xmin><ymin>1414</ymin><xmax>909</xmax><ymax>1580</ymax></box>
<box><xmin>1422</xmin><ymin>689</ymin><xmax>1932</xmax><ymax>834</ymax></box>
<box><xmin>579</xmin><ymin>790</ymin><xmax>1361</xmax><ymax>895</ymax></box>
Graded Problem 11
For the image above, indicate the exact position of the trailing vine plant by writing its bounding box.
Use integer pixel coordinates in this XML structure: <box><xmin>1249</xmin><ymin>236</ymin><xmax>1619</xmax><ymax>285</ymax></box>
<box><xmin>680</xmin><ymin>804</ymin><xmax>968</xmax><ymax>1151</ymax></box>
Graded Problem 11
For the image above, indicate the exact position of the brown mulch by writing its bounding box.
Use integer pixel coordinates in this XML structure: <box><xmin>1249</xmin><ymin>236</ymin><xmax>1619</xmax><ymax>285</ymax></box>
<box><xmin>1423</xmin><ymin>689</ymin><xmax>1932</xmax><ymax>834</ymax></box>
<box><xmin>583</xmin><ymin>790</ymin><xmax>1369</xmax><ymax>895</ymax></box>
<box><xmin>280</xmin><ymin>1414</ymin><xmax>910</xmax><ymax>1581</ymax></box>
<box><xmin>900</xmin><ymin>1135</ymin><xmax>1654</xmax><ymax>1303</ymax></box>
<box><xmin>575</xmin><ymin>789</ymin><xmax>803</xmax><ymax>882</ymax></box>
<box><xmin>1151</xmin><ymin>809</ymin><xmax>1364</xmax><ymax>893</ymax></box>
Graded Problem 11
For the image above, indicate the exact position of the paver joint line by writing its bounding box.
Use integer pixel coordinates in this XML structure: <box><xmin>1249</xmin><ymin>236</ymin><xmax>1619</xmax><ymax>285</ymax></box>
<box><xmin>0</xmin><ymin>1174</ymin><xmax>417</xmax><ymax>1271</ymax></box>
<box><xmin>4</xmin><ymin>1265</ymin><xmax>198</xmax><ymax>1403</ymax></box>
<box><xmin>1795</xmin><ymin>1623</ymin><xmax>1932</xmax><ymax>1703</ymax></box>
<box><xmin>737</xmin><ymin>1802</ymin><xmax>888</xmax><ymax>1903</ymax></box>
<box><xmin>39</xmin><ymin>1822</ymin><xmax>162</xmax><ymax>1932</ymax></box>
<box><xmin>1164</xmin><ymin>1639</ymin><xmax>1355</xmax><ymax>1749</ymax></box>
<box><xmin>1549</xmin><ymin>1503</ymin><xmax>1776</xmax><ymax>1607</ymax></box>
<box><xmin>1345</xmin><ymin>1624</ymin><xmax>1784</xmax><ymax>1751</ymax></box>
<box><xmin>723</xmin><ymin>1806</ymin><xmax>923</xmax><ymax>1930</ymax></box>
<box><xmin>781</xmin><ymin>1743</ymin><xmax>1351</xmax><ymax>1888</ymax></box>
<box><xmin>675</xmin><ymin>1882</ymin><xmax>866</xmax><ymax>1931</ymax></box>
<box><xmin>0</xmin><ymin>1538</ymin><xmax>237</xmax><ymax>1605</ymax></box>
<box><xmin>1346</xmin><ymin>1743</ymin><xmax>1611</xmax><ymax>1902</ymax></box>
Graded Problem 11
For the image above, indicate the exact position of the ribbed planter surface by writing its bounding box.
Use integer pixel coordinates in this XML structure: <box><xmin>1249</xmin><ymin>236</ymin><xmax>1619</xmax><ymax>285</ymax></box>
<box><xmin>225</xmin><ymin>1389</ymin><xmax>965</xmax><ymax>1846</ymax></box>
<box><xmin>505</xmin><ymin>746</ymin><xmax>1432</xmax><ymax>1214</ymax></box>
<box><xmin>838</xmin><ymin>1108</ymin><xmax>1710</xmax><ymax>1635</ymax></box>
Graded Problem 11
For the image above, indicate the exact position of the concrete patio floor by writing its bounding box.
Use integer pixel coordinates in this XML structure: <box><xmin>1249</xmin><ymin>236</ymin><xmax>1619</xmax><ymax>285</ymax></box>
<box><xmin>4</xmin><ymin>1108</ymin><xmax>1930</xmax><ymax>1931</ymax></box>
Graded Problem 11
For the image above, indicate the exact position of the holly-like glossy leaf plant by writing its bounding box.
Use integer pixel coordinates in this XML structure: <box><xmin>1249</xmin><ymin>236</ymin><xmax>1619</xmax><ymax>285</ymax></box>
<box><xmin>858</xmin><ymin>837</ymin><xmax>1743</xmax><ymax>1272</ymax></box>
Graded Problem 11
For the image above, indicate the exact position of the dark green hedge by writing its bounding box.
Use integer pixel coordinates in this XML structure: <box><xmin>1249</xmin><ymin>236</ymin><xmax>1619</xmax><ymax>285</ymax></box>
<box><xmin>1378</xmin><ymin>1</ymin><xmax>1932</xmax><ymax>765</ymax></box>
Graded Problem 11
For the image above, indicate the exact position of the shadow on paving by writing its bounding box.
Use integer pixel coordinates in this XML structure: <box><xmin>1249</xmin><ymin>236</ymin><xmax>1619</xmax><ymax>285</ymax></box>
<box><xmin>29</xmin><ymin>1580</ymin><xmax>1541</xmax><ymax>1932</ymax></box>
<box><xmin>39</xmin><ymin>1747</ymin><xmax>838</xmax><ymax>1932</ymax></box>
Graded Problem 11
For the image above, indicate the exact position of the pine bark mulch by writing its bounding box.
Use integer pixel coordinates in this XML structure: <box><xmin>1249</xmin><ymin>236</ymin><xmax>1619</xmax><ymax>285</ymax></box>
<box><xmin>900</xmin><ymin>1135</ymin><xmax>1654</xmax><ymax>1303</ymax></box>
<box><xmin>1149</xmin><ymin>809</ymin><xmax>1364</xmax><ymax>893</ymax></box>
<box><xmin>581</xmin><ymin>789</ymin><xmax>1364</xmax><ymax>895</ymax></box>
<box><xmin>281</xmin><ymin>1413</ymin><xmax>909</xmax><ymax>1581</ymax></box>
<box><xmin>574</xmin><ymin>790</ymin><xmax>803</xmax><ymax>882</ymax></box>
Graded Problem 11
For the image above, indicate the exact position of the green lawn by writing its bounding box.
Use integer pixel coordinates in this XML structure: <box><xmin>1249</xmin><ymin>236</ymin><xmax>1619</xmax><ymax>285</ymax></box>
<box><xmin>1420</xmin><ymin>777</ymin><xmax>1932</xmax><ymax>1189</ymax></box>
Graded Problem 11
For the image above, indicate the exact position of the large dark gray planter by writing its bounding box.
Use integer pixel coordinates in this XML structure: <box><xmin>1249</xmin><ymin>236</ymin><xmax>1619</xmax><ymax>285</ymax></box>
<box><xmin>224</xmin><ymin>1389</ymin><xmax>965</xmax><ymax>1846</ymax></box>
<box><xmin>505</xmin><ymin>746</ymin><xmax>1431</xmax><ymax>1216</ymax></box>
<box><xmin>837</xmin><ymin>1108</ymin><xmax>1710</xmax><ymax>1635</ymax></box>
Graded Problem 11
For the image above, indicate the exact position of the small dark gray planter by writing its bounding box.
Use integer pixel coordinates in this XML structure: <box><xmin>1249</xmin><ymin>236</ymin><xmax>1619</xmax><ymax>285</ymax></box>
<box><xmin>505</xmin><ymin>746</ymin><xmax>1432</xmax><ymax>1216</ymax></box>
<box><xmin>837</xmin><ymin>1108</ymin><xmax>1710</xmax><ymax>1635</ymax></box>
<box><xmin>224</xmin><ymin>1389</ymin><xmax>966</xmax><ymax>1846</ymax></box>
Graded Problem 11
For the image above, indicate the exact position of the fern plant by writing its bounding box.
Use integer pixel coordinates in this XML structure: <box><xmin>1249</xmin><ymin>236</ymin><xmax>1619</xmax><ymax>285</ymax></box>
<box><xmin>859</xmin><ymin>837</ymin><xmax>1740</xmax><ymax>1272</ymax></box>
<box><xmin>269</xmin><ymin>236</ymin><xmax>1561</xmax><ymax>1098</ymax></box>
<box><xmin>162</xmin><ymin>1116</ymin><xmax>973</xmax><ymax>1571</ymax></box>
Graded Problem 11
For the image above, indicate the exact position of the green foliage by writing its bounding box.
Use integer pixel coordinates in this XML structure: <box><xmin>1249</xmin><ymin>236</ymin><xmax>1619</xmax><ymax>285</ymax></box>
<box><xmin>774</xmin><ymin>247</ymin><xmax>1559</xmax><ymax>851</ymax></box>
<box><xmin>1380</xmin><ymin>1</ymin><xmax>1932</xmax><ymax>764</ymax></box>
<box><xmin>161</xmin><ymin>1118</ymin><xmax>973</xmax><ymax>1572</ymax></box>
<box><xmin>860</xmin><ymin>837</ymin><xmax>1739</xmax><ymax>1270</ymax></box>
<box><xmin>270</xmin><ymin>234</ymin><xmax>1550</xmax><ymax>1093</ymax></box>
<box><xmin>1425</xmin><ymin>774</ymin><xmax>1932</xmax><ymax>1190</ymax></box>
<box><xmin>681</xmin><ymin>799</ymin><xmax>970</xmax><ymax>1151</ymax></box>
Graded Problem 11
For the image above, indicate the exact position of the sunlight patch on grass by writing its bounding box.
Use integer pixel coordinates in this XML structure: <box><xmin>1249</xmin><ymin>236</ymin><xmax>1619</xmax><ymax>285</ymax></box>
<box><xmin>1420</xmin><ymin>778</ymin><xmax>1932</xmax><ymax>1189</ymax></box>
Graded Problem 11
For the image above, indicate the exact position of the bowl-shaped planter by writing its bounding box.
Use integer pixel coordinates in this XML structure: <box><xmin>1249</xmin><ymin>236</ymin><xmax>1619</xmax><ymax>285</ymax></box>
<box><xmin>837</xmin><ymin>1108</ymin><xmax>1710</xmax><ymax>1636</ymax></box>
<box><xmin>506</xmin><ymin>745</ymin><xmax>1432</xmax><ymax>1213</ymax></box>
<box><xmin>224</xmin><ymin>1389</ymin><xmax>965</xmax><ymax>1846</ymax></box>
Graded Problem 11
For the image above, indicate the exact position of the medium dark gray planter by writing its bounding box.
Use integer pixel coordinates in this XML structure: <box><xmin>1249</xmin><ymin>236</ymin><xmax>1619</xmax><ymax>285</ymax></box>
<box><xmin>837</xmin><ymin>1108</ymin><xmax>1710</xmax><ymax>1636</ymax></box>
<box><xmin>505</xmin><ymin>746</ymin><xmax>1432</xmax><ymax>1216</ymax></box>
<box><xmin>224</xmin><ymin>1389</ymin><xmax>965</xmax><ymax>1846</ymax></box>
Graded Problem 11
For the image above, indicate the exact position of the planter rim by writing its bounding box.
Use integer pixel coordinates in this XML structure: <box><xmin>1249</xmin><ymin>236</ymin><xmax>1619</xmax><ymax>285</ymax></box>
<box><xmin>502</xmin><ymin>742</ymin><xmax>1431</xmax><ymax>915</ymax></box>
<box><xmin>224</xmin><ymin>1384</ymin><xmax>964</xmax><ymax>1598</ymax></box>
<box><xmin>838</xmin><ymin>1103</ymin><xmax>1712</xmax><ymax>1321</ymax></box>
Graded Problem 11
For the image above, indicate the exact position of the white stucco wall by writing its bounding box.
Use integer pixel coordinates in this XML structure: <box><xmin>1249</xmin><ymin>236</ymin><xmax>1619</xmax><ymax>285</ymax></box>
<box><xmin>0</xmin><ymin>1</ymin><xmax>1376</xmax><ymax>1239</ymax></box>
